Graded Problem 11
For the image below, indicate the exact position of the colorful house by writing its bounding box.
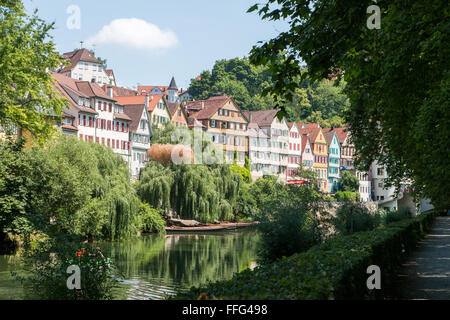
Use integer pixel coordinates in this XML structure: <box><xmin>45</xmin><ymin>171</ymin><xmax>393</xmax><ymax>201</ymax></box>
<box><xmin>287</xmin><ymin>122</ymin><xmax>302</xmax><ymax>179</ymax></box>
<box><xmin>299</xmin><ymin>125</ymin><xmax>328</xmax><ymax>193</ymax></box>
<box><xmin>324</xmin><ymin>131</ymin><xmax>341</xmax><ymax>193</ymax></box>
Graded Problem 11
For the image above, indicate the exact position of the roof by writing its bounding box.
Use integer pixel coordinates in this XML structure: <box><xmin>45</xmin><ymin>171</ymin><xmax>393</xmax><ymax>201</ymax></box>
<box><xmin>106</xmin><ymin>69</ymin><xmax>113</xmax><ymax>75</ymax></box>
<box><xmin>323</xmin><ymin>127</ymin><xmax>349</xmax><ymax>144</ymax></box>
<box><xmin>123</xmin><ymin>104</ymin><xmax>147</xmax><ymax>132</ymax></box>
<box><xmin>52</xmin><ymin>73</ymin><xmax>114</xmax><ymax>101</ymax></box>
<box><xmin>59</xmin><ymin>48</ymin><xmax>101</xmax><ymax>73</ymax></box>
<box><xmin>244</xmin><ymin>110</ymin><xmax>279</xmax><ymax>127</ymax></box>
<box><xmin>248</xmin><ymin>123</ymin><xmax>269</xmax><ymax>139</ymax></box>
<box><xmin>115</xmin><ymin>95</ymin><xmax>165</xmax><ymax>113</ymax></box>
<box><xmin>301</xmin><ymin>134</ymin><xmax>311</xmax><ymax>153</ymax></box>
<box><xmin>187</xmin><ymin>117</ymin><xmax>206</xmax><ymax>129</ymax></box>
<box><xmin>324</xmin><ymin>131</ymin><xmax>336</xmax><ymax>146</ymax></box>
<box><xmin>137</xmin><ymin>86</ymin><xmax>168</xmax><ymax>95</ymax></box>
<box><xmin>102</xmin><ymin>84</ymin><xmax>138</xmax><ymax>97</ymax></box>
<box><xmin>298</xmin><ymin>123</ymin><xmax>321</xmax><ymax>129</ymax></box>
<box><xmin>168</xmin><ymin>77</ymin><xmax>178</xmax><ymax>90</ymax></box>
<box><xmin>114</xmin><ymin>113</ymin><xmax>132</xmax><ymax>121</ymax></box>
<box><xmin>167</xmin><ymin>102</ymin><xmax>181</xmax><ymax>117</ymax></box>
<box><xmin>189</xmin><ymin>95</ymin><xmax>231</xmax><ymax>120</ymax></box>
<box><xmin>299</xmin><ymin>127</ymin><xmax>322</xmax><ymax>143</ymax></box>
<box><xmin>61</xmin><ymin>124</ymin><xmax>78</xmax><ymax>131</ymax></box>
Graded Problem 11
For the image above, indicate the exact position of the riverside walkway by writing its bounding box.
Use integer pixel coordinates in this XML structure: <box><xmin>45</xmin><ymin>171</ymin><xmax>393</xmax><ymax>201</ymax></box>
<box><xmin>396</xmin><ymin>216</ymin><xmax>450</xmax><ymax>300</ymax></box>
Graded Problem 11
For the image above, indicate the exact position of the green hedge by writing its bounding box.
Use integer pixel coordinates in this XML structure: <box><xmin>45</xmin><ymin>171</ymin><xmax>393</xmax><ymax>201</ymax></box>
<box><xmin>175</xmin><ymin>211</ymin><xmax>437</xmax><ymax>300</ymax></box>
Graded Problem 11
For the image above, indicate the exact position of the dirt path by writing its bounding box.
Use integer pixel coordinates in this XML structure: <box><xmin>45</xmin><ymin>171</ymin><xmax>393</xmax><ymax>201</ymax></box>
<box><xmin>396</xmin><ymin>216</ymin><xmax>450</xmax><ymax>300</ymax></box>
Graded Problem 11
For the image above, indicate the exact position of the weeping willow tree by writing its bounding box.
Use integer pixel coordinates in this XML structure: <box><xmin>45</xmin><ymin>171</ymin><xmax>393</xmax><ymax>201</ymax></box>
<box><xmin>25</xmin><ymin>136</ymin><xmax>141</xmax><ymax>240</ymax></box>
<box><xmin>137</xmin><ymin>162</ymin><xmax>241</xmax><ymax>223</ymax></box>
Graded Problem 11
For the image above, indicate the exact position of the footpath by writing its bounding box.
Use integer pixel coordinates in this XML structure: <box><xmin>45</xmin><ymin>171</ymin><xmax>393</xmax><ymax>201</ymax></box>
<box><xmin>396</xmin><ymin>216</ymin><xmax>450</xmax><ymax>300</ymax></box>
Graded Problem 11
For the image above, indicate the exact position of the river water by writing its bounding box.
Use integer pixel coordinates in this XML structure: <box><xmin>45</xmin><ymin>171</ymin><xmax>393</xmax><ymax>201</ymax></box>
<box><xmin>0</xmin><ymin>229</ymin><xmax>260</xmax><ymax>300</ymax></box>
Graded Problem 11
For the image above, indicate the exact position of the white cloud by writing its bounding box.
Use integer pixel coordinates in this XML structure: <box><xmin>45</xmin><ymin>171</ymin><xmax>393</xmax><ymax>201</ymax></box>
<box><xmin>86</xmin><ymin>18</ymin><xmax>178</xmax><ymax>52</ymax></box>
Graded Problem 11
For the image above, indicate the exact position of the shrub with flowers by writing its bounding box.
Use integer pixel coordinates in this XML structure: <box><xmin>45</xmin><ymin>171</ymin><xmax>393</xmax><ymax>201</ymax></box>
<box><xmin>15</xmin><ymin>235</ymin><xmax>120</xmax><ymax>300</ymax></box>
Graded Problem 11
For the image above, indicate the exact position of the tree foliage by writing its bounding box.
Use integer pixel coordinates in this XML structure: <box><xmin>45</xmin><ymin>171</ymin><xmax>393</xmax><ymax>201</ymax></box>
<box><xmin>0</xmin><ymin>1</ymin><xmax>67</xmax><ymax>143</ymax></box>
<box><xmin>137</xmin><ymin>162</ymin><xmax>241</xmax><ymax>223</ymax></box>
<box><xmin>248</xmin><ymin>0</ymin><xmax>449</xmax><ymax>209</ymax></box>
<box><xmin>340</xmin><ymin>171</ymin><xmax>360</xmax><ymax>192</ymax></box>
<box><xmin>188</xmin><ymin>57</ymin><xmax>349</xmax><ymax>124</ymax></box>
<box><xmin>0</xmin><ymin>136</ymin><xmax>142</xmax><ymax>240</ymax></box>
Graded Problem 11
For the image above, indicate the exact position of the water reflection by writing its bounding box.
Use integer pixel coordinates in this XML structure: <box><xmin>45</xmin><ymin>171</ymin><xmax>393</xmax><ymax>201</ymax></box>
<box><xmin>100</xmin><ymin>229</ymin><xmax>260</xmax><ymax>300</ymax></box>
<box><xmin>0</xmin><ymin>229</ymin><xmax>259</xmax><ymax>300</ymax></box>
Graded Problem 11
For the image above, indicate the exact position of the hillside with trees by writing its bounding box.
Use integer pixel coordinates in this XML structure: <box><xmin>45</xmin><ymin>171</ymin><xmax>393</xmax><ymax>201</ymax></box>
<box><xmin>188</xmin><ymin>58</ymin><xmax>350</xmax><ymax>127</ymax></box>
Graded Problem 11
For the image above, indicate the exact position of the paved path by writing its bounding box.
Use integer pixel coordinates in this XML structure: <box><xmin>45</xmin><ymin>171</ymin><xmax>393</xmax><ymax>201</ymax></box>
<box><xmin>396</xmin><ymin>216</ymin><xmax>450</xmax><ymax>300</ymax></box>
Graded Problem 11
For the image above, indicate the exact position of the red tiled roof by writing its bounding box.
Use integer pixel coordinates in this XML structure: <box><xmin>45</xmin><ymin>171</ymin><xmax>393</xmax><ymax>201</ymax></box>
<box><xmin>301</xmin><ymin>134</ymin><xmax>311</xmax><ymax>153</ymax></box>
<box><xmin>323</xmin><ymin>127</ymin><xmax>349</xmax><ymax>144</ymax></box>
<box><xmin>123</xmin><ymin>104</ymin><xmax>147</xmax><ymax>132</ymax></box>
<box><xmin>102</xmin><ymin>84</ymin><xmax>138</xmax><ymax>97</ymax></box>
<box><xmin>299</xmin><ymin>127</ymin><xmax>322</xmax><ymax>143</ymax></box>
<box><xmin>61</xmin><ymin>124</ymin><xmax>78</xmax><ymax>131</ymax></box>
<box><xmin>52</xmin><ymin>73</ymin><xmax>114</xmax><ymax>101</ymax></box>
<box><xmin>137</xmin><ymin>86</ymin><xmax>168</xmax><ymax>95</ymax></box>
<box><xmin>324</xmin><ymin>131</ymin><xmax>336</xmax><ymax>146</ymax></box>
<box><xmin>59</xmin><ymin>48</ymin><xmax>101</xmax><ymax>73</ymax></box>
<box><xmin>298</xmin><ymin>123</ymin><xmax>321</xmax><ymax>129</ymax></box>
<box><xmin>114</xmin><ymin>113</ymin><xmax>132</xmax><ymax>121</ymax></box>
<box><xmin>189</xmin><ymin>95</ymin><xmax>231</xmax><ymax>120</ymax></box>
<box><xmin>115</xmin><ymin>95</ymin><xmax>164</xmax><ymax>113</ymax></box>
<box><xmin>243</xmin><ymin>109</ymin><xmax>279</xmax><ymax>127</ymax></box>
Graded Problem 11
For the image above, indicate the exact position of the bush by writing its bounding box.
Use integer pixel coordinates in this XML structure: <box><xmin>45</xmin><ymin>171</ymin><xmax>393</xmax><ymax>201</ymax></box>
<box><xmin>15</xmin><ymin>237</ymin><xmax>119</xmax><ymax>300</ymax></box>
<box><xmin>384</xmin><ymin>207</ymin><xmax>412</xmax><ymax>225</ymax></box>
<box><xmin>334</xmin><ymin>202</ymin><xmax>382</xmax><ymax>235</ymax></box>
<box><xmin>138</xmin><ymin>202</ymin><xmax>166</xmax><ymax>234</ymax></box>
<box><xmin>335</xmin><ymin>191</ymin><xmax>360</xmax><ymax>202</ymax></box>
<box><xmin>257</xmin><ymin>207</ymin><xmax>322</xmax><ymax>264</ymax></box>
<box><xmin>175</xmin><ymin>211</ymin><xmax>437</xmax><ymax>300</ymax></box>
<box><xmin>340</xmin><ymin>171</ymin><xmax>359</xmax><ymax>192</ymax></box>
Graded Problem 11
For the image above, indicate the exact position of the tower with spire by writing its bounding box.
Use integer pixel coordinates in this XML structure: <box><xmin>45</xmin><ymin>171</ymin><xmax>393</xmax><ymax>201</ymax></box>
<box><xmin>168</xmin><ymin>76</ymin><xmax>178</xmax><ymax>103</ymax></box>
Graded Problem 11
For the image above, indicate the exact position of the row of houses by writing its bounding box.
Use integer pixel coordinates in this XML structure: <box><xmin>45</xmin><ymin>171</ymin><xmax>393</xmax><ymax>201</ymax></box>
<box><xmin>51</xmin><ymin>48</ymin><xmax>411</xmax><ymax>210</ymax></box>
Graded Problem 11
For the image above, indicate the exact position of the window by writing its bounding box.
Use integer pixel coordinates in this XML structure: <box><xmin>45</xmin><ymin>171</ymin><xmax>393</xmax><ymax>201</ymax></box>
<box><xmin>230</xmin><ymin>123</ymin><xmax>235</xmax><ymax>130</ymax></box>
<box><xmin>377</xmin><ymin>168</ymin><xmax>385</xmax><ymax>176</ymax></box>
<box><xmin>211</xmin><ymin>120</ymin><xmax>216</xmax><ymax>128</ymax></box>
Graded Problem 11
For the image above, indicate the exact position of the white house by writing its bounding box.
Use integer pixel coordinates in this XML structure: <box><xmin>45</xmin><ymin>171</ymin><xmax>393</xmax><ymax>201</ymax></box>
<box><xmin>244</xmin><ymin>110</ymin><xmax>289</xmax><ymax>180</ymax></box>
<box><xmin>124</xmin><ymin>104</ymin><xmax>152</xmax><ymax>180</ymax></box>
<box><xmin>53</xmin><ymin>73</ymin><xmax>132</xmax><ymax>164</ymax></box>
<box><xmin>248</xmin><ymin>122</ymin><xmax>271</xmax><ymax>180</ymax></box>
<box><xmin>58</xmin><ymin>48</ymin><xmax>113</xmax><ymax>86</ymax></box>
<box><xmin>287</xmin><ymin>122</ymin><xmax>302</xmax><ymax>179</ymax></box>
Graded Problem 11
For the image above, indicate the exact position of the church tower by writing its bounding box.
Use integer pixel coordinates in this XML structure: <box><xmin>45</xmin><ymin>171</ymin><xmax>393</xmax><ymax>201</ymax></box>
<box><xmin>168</xmin><ymin>76</ymin><xmax>178</xmax><ymax>103</ymax></box>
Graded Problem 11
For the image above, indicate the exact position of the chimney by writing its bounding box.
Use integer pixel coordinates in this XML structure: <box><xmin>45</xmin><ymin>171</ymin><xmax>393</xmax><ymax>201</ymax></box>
<box><xmin>249</xmin><ymin>113</ymin><xmax>253</xmax><ymax>123</ymax></box>
<box><xmin>145</xmin><ymin>94</ymin><xmax>149</xmax><ymax>108</ymax></box>
<box><xmin>201</xmin><ymin>102</ymin><xmax>204</xmax><ymax>110</ymax></box>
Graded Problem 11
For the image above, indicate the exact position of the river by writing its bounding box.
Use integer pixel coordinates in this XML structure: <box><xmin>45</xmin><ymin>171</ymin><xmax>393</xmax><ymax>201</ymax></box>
<box><xmin>0</xmin><ymin>229</ymin><xmax>260</xmax><ymax>300</ymax></box>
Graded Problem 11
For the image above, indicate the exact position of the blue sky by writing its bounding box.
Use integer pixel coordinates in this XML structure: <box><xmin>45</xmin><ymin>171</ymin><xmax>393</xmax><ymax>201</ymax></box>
<box><xmin>24</xmin><ymin>0</ymin><xmax>287</xmax><ymax>90</ymax></box>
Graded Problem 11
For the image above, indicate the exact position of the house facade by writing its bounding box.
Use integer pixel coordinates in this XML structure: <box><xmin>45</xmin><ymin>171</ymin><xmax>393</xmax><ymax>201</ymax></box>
<box><xmin>188</xmin><ymin>95</ymin><xmax>249</xmax><ymax>165</ymax></box>
<box><xmin>287</xmin><ymin>122</ymin><xmax>302</xmax><ymax>179</ymax></box>
<box><xmin>167</xmin><ymin>102</ymin><xmax>188</xmax><ymax>128</ymax></box>
<box><xmin>58</xmin><ymin>49</ymin><xmax>112</xmax><ymax>86</ymax></box>
<box><xmin>114</xmin><ymin>95</ymin><xmax>171</xmax><ymax>129</ymax></box>
<box><xmin>325</xmin><ymin>131</ymin><xmax>341</xmax><ymax>193</ymax></box>
<box><xmin>52</xmin><ymin>73</ymin><xmax>132</xmax><ymax>163</ymax></box>
<box><xmin>248</xmin><ymin>123</ymin><xmax>271</xmax><ymax>180</ymax></box>
<box><xmin>300</xmin><ymin>126</ymin><xmax>328</xmax><ymax>192</ymax></box>
<box><xmin>124</xmin><ymin>104</ymin><xmax>152</xmax><ymax>180</ymax></box>
<box><xmin>245</xmin><ymin>110</ymin><xmax>289</xmax><ymax>179</ymax></box>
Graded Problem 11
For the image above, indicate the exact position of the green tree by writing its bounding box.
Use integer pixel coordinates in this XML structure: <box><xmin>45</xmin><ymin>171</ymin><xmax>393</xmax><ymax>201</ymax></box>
<box><xmin>248</xmin><ymin>0</ymin><xmax>450</xmax><ymax>209</ymax></box>
<box><xmin>340</xmin><ymin>171</ymin><xmax>360</xmax><ymax>192</ymax></box>
<box><xmin>0</xmin><ymin>1</ymin><xmax>67</xmax><ymax>143</ymax></box>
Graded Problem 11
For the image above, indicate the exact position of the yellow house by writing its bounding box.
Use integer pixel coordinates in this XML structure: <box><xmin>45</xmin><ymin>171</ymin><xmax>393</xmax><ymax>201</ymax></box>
<box><xmin>300</xmin><ymin>126</ymin><xmax>328</xmax><ymax>192</ymax></box>
<box><xmin>186</xmin><ymin>95</ymin><xmax>249</xmax><ymax>165</ymax></box>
